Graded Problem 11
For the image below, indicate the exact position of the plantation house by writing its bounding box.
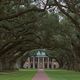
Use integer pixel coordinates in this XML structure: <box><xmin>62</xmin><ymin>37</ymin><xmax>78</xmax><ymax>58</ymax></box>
<box><xmin>23</xmin><ymin>51</ymin><xmax>59</xmax><ymax>69</ymax></box>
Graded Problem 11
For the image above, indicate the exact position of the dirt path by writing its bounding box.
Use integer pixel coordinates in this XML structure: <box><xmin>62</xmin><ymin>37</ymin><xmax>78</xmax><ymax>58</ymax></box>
<box><xmin>32</xmin><ymin>69</ymin><xmax>49</xmax><ymax>80</ymax></box>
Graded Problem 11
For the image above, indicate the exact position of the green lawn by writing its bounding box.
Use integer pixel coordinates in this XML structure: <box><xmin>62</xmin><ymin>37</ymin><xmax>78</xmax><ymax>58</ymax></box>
<box><xmin>46</xmin><ymin>69</ymin><xmax>80</xmax><ymax>80</ymax></box>
<box><xmin>1</xmin><ymin>69</ymin><xmax>80</xmax><ymax>80</ymax></box>
<box><xmin>0</xmin><ymin>69</ymin><xmax>36</xmax><ymax>80</ymax></box>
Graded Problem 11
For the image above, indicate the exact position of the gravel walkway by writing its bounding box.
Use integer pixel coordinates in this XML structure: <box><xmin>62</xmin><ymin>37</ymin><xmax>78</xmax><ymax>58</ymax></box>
<box><xmin>32</xmin><ymin>69</ymin><xmax>49</xmax><ymax>80</ymax></box>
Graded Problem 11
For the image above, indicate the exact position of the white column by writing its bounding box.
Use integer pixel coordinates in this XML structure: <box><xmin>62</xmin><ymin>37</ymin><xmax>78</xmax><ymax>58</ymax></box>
<box><xmin>43</xmin><ymin>57</ymin><xmax>44</xmax><ymax>69</ymax></box>
<box><xmin>33</xmin><ymin>57</ymin><xmax>35</xmax><ymax>68</ymax></box>
<box><xmin>38</xmin><ymin>57</ymin><xmax>39</xmax><ymax>69</ymax></box>
<box><xmin>47</xmin><ymin>57</ymin><xmax>49</xmax><ymax>68</ymax></box>
<box><xmin>51</xmin><ymin>59</ymin><xmax>53</xmax><ymax>69</ymax></box>
<box><xmin>28</xmin><ymin>57</ymin><xmax>30</xmax><ymax>68</ymax></box>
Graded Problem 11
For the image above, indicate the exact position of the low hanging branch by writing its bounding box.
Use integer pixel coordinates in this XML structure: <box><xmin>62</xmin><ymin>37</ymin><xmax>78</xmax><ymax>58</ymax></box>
<box><xmin>0</xmin><ymin>7</ymin><xmax>45</xmax><ymax>21</ymax></box>
<box><xmin>54</xmin><ymin>0</ymin><xmax>80</xmax><ymax>31</ymax></box>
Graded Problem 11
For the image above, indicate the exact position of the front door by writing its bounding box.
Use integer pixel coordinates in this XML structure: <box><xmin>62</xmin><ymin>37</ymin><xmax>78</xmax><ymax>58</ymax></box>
<box><xmin>39</xmin><ymin>57</ymin><xmax>43</xmax><ymax>69</ymax></box>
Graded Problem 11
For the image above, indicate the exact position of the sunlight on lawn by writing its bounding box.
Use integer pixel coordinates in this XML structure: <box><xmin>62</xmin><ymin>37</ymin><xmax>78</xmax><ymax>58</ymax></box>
<box><xmin>46</xmin><ymin>69</ymin><xmax>80</xmax><ymax>80</ymax></box>
<box><xmin>0</xmin><ymin>69</ymin><xmax>36</xmax><ymax>80</ymax></box>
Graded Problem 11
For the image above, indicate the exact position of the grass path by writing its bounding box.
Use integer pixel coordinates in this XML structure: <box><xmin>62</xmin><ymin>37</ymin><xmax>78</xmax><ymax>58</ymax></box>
<box><xmin>45</xmin><ymin>69</ymin><xmax>80</xmax><ymax>80</ymax></box>
<box><xmin>0</xmin><ymin>69</ymin><xmax>36</xmax><ymax>80</ymax></box>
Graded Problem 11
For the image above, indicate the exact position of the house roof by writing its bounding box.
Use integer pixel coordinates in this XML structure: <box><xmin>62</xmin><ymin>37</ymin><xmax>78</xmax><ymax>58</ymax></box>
<box><xmin>35</xmin><ymin>51</ymin><xmax>48</xmax><ymax>57</ymax></box>
<box><xmin>27</xmin><ymin>49</ymin><xmax>54</xmax><ymax>58</ymax></box>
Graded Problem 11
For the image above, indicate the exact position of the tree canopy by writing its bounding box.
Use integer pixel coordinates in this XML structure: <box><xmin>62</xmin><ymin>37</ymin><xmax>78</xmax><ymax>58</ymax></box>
<box><xmin>0</xmin><ymin>0</ymin><xmax>80</xmax><ymax>71</ymax></box>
